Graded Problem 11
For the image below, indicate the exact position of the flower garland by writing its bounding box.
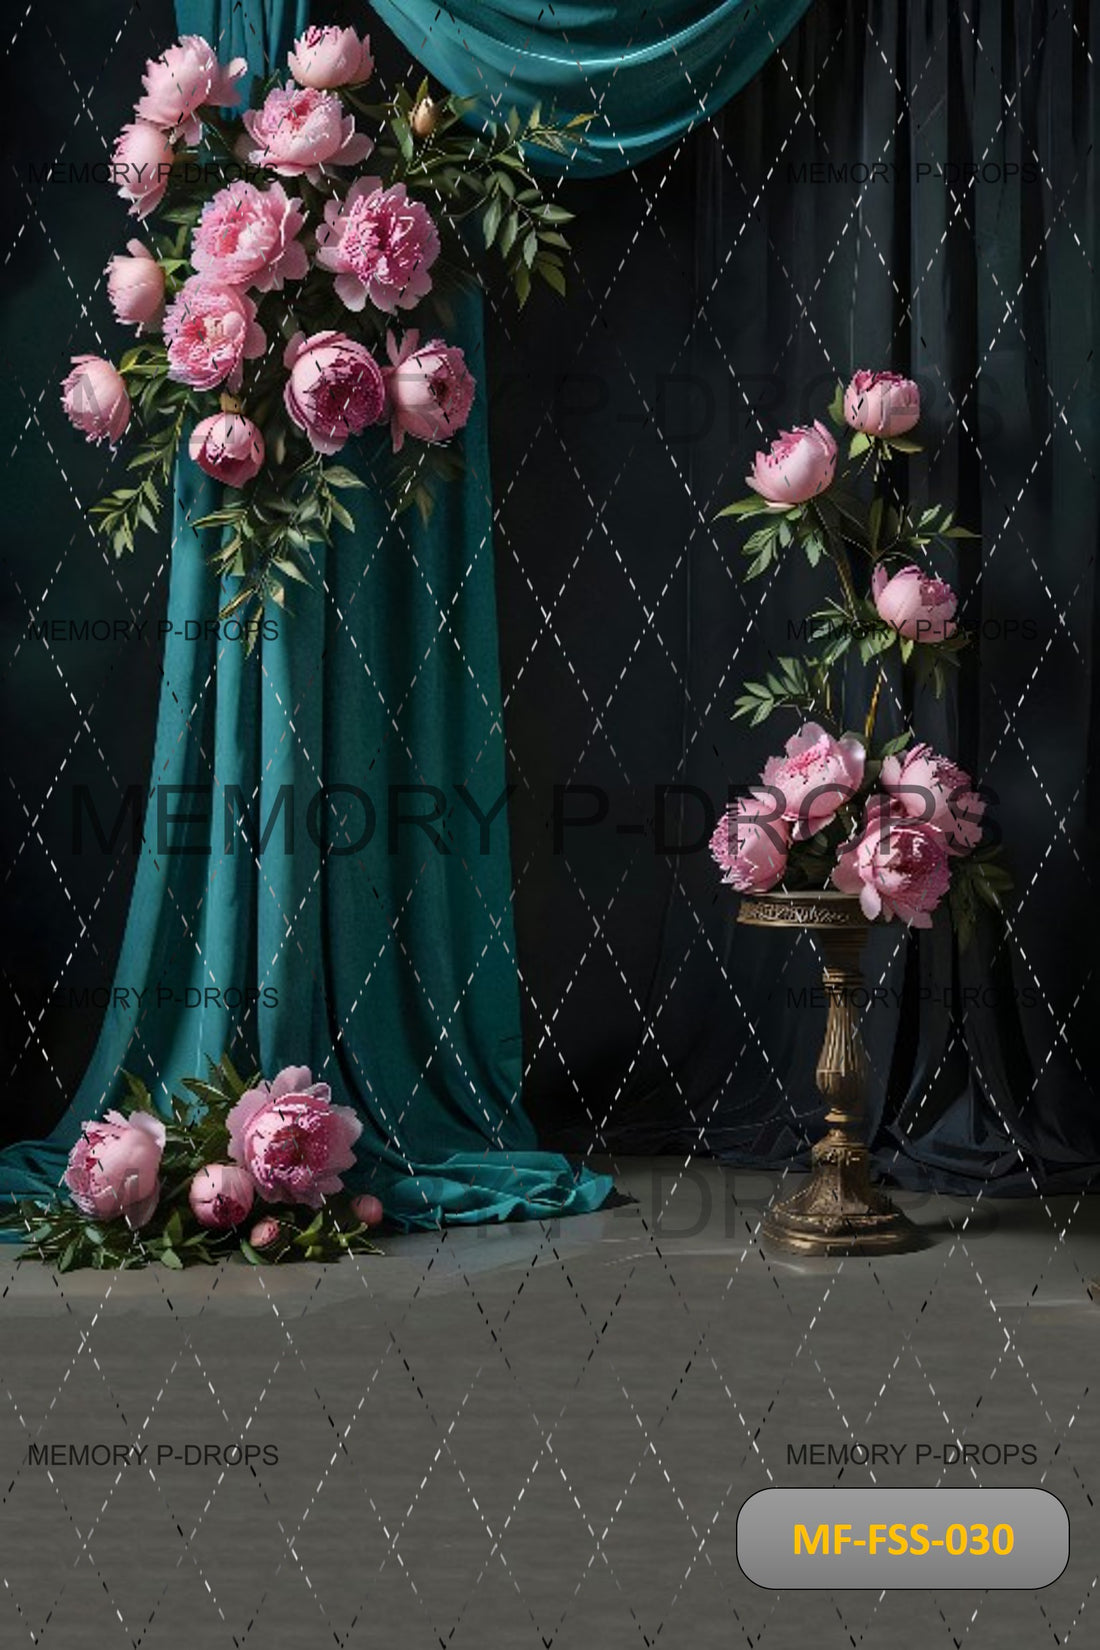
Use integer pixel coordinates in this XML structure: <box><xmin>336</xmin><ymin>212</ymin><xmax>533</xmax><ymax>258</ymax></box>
<box><xmin>61</xmin><ymin>26</ymin><xmax>588</xmax><ymax>644</ymax></box>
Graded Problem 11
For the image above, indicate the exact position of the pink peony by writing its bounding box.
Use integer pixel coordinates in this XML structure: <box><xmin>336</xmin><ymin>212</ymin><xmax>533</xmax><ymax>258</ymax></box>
<box><xmin>64</xmin><ymin>1110</ymin><xmax>165</xmax><ymax>1228</ymax></box>
<box><xmin>709</xmin><ymin>794</ymin><xmax>790</xmax><ymax>892</ymax></box>
<box><xmin>746</xmin><ymin>420</ymin><xmax>837</xmax><ymax>507</ymax></box>
<box><xmin>249</xmin><ymin>1216</ymin><xmax>282</xmax><ymax>1249</ymax></box>
<box><xmin>112</xmin><ymin>120</ymin><xmax>176</xmax><ymax>219</ymax></box>
<box><xmin>164</xmin><ymin>277</ymin><xmax>266</xmax><ymax>392</ymax></box>
<box><xmin>288</xmin><ymin>25</ymin><xmax>374</xmax><ymax>89</ymax></box>
<box><xmin>350</xmin><ymin>1194</ymin><xmax>384</xmax><ymax>1227</ymax></box>
<box><xmin>383</xmin><ymin>330</ymin><xmax>475</xmax><ymax>451</ymax></box>
<box><xmin>188</xmin><ymin>412</ymin><xmax>265</xmax><ymax>486</ymax></box>
<box><xmin>283</xmin><ymin>330</ymin><xmax>386</xmax><ymax>455</ymax></box>
<box><xmin>191</xmin><ymin>180</ymin><xmax>308</xmax><ymax>292</ymax></box>
<box><xmin>873</xmin><ymin>563</ymin><xmax>957</xmax><ymax>642</ymax></box>
<box><xmin>880</xmin><ymin>743</ymin><xmax>985</xmax><ymax>855</ymax></box>
<box><xmin>61</xmin><ymin>356</ymin><xmax>131</xmax><ymax>445</ymax></box>
<box><xmin>188</xmin><ymin>1163</ymin><xmax>254</xmax><ymax>1229</ymax></box>
<box><xmin>226</xmin><ymin>1065</ymin><xmax>362</xmax><ymax>1208</ymax></box>
<box><xmin>832</xmin><ymin>798</ymin><xmax>951</xmax><ymax>927</ymax></box>
<box><xmin>106</xmin><ymin>240</ymin><xmax>165</xmax><ymax>331</ymax></box>
<box><xmin>241</xmin><ymin>85</ymin><xmax>372</xmax><ymax>181</ymax></box>
<box><xmin>135</xmin><ymin>34</ymin><xmax>247</xmax><ymax>144</ymax></box>
<box><xmin>844</xmin><ymin>370</ymin><xmax>920</xmax><ymax>437</ymax></box>
<box><xmin>761</xmin><ymin>721</ymin><xmax>866</xmax><ymax>841</ymax></box>
<box><xmin>315</xmin><ymin>178</ymin><xmax>439</xmax><ymax>313</ymax></box>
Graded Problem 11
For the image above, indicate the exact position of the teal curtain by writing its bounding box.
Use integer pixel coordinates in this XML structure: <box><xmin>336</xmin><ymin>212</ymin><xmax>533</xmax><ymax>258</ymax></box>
<box><xmin>370</xmin><ymin>0</ymin><xmax>814</xmax><ymax>174</ymax></box>
<box><xmin>0</xmin><ymin>0</ymin><xmax>612</xmax><ymax>1233</ymax></box>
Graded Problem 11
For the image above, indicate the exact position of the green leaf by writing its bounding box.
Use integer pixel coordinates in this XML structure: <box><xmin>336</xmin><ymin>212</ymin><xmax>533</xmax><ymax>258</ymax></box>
<box><xmin>160</xmin><ymin>1248</ymin><xmax>183</xmax><ymax>1270</ymax></box>
<box><xmin>849</xmin><ymin>431</ymin><xmax>872</xmax><ymax>459</ymax></box>
<box><xmin>884</xmin><ymin>436</ymin><xmax>923</xmax><ymax>454</ymax></box>
<box><xmin>482</xmin><ymin>196</ymin><xmax>502</xmax><ymax>248</ymax></box>
<box><xmin>716</xmin><ymin>496</ymin><xmax>773</xmax><ymax>519</ymax></box>
<box><xmin>322</xmin><ymin>466</ymin><xmax>366</xmax><ymax>490</ymax></box>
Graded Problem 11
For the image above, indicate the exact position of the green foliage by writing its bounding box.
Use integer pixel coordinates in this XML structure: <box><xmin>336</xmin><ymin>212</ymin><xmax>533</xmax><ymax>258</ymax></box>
<box><xmin>948</xmin><ymin>848</ymin><xmax>1015</xmax><ymax>950</ymax></box>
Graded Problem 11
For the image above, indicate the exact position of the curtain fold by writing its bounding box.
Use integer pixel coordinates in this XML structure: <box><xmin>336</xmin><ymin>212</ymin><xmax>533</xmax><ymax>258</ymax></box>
<box><xmin>0</xmin><ymin>0</ymin><xmax>613</xmax><ymax>1233</ymax></box>
<box><xmin>369</xmin><ymin>0</ymin><xmax>814</xmax><ymax>174</ymax></box>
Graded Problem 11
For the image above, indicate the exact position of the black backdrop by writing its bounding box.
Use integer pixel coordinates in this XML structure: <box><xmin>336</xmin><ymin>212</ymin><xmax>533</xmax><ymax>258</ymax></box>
<box><xmin>3</xmin><ymin>0</ymin><xmax>1099</xmax><ymax>1195</ymax></box>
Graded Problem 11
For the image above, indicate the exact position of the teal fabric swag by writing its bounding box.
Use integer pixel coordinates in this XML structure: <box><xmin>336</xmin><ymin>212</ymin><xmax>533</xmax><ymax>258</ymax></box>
<box><xmin>370</xmin><ymin>0</ymin><xmax>814</xmax><ymax>174</ymax></box>
<box><xmin>0</xmin><ymin>0</ymin><xmax>612</xmax><ymax>1233</ymax></box>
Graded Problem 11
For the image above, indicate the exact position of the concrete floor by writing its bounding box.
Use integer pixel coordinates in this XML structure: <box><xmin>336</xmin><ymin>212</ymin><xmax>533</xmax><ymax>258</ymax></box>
<box><xmin>1</xmin><ymin>1160</ymin><xmax>1097</xmax><ymax>1649</ymax></box>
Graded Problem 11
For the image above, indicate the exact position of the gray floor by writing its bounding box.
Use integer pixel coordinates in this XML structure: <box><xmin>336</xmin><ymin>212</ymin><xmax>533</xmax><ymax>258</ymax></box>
<box><xmin>2</xmin><ymin>1159</ymin><xmax>1098</xmax><ymax>1649</ymax></box>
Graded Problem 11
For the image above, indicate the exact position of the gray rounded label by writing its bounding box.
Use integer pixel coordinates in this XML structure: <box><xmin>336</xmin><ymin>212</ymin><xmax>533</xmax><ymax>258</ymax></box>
<box><xmin>736</xmin><ymin>1488</ymin><xmax>1068</xmax><ymax>1589</ymax></box>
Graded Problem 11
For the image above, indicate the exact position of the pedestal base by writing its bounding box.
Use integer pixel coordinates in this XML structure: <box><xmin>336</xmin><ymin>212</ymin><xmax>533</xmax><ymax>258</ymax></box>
<box><xmin>763</xmin><ymin>1134</ymin><xmax>926</xmax><ymax>1257</ymax></box>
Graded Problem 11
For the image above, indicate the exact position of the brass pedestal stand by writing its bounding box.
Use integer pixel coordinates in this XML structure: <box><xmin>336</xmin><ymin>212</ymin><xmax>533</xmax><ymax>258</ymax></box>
<box><xmin>738</xmin><ymin>891</ymin><xmax>924</xmax><ymax>1256</ymax></box>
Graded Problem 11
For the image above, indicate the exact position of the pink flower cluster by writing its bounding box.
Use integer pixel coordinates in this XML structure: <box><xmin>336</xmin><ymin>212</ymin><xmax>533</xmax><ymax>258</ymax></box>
<box><xmin>62</xmin><ymin>1066</ymin><xmax>384</xmax><ymax>1236</ymax></box>
<box><xmin>710</xmin><ymin>722</ymin><xmax>984</xmax><ymax>928</ymax></box>
<box><xmin>62</xmin><ymin>28</ymin><xmax>475</xmax><ymax>480</ymax></box>
<box><xmin>746</xmin><ymin>368</ymin><xmax>922</xmax><ymax>506</ymax></box>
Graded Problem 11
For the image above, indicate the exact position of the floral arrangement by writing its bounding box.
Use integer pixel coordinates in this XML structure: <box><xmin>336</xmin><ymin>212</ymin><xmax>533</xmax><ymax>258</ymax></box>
<box><xmin>711</xmin><ymin>371</ymin><xmax>1012</xmax><ymax>943</ymax></box>
<box><xmin>0</xmin><ymin>1056</ymin><xmax>384</xmax><ymax>1270</ymax></box>
<box><xmin>61</xmin><ymin>27</ymin><xmax>586</xmax><ymax>642</ymax></box>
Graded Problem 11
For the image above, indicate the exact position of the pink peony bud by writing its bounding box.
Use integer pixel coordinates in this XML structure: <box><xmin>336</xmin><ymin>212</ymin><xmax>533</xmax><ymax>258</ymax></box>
<box><xmin>350</xmin><ymin>1194</ymin><xmax>384</xmax><ymax>1227</ymax></box>
<box><xmin>383</xmin><ymin>330</ymin><xmax>475</xmax><ymax>452</ymax></box>
<box><xmin>746</xmin><ymin>420</ymin><xmax>837</xmax><ymax>507</ymax></box>
<box><xmin>282</xmin><ymin>331</ymin><xmax>385</xmax><ymax>455</ymax></box>
<box><xmin>843</xmin><ymin>369</ymin><xmax>920</xmax><ymax>437</ymax></box>
<box><xmin>188</xmin><ymin>1163</ymin><xmax>255</xmax><ymax>1229</ymax></box>
<box><xmin>61</xmin><ymin>356</ymin><xmax>131</xmax><ymax>445</ymax></box>
<box><xmin>872</xmin><ymin>563</ymin><xmax>957</xmax><ymax>643</ymax></box>
<box><xmin>249</xmin><ymin>1216</ymin><xmax>282</xmax><ymax>1249</ymax></box>
<box><xmin>288</xmin><ymin>25</ymin><xmax>374</xmax><ymax>89</ymax></box>
<box><xmin>709</xmin><ymin>795</ymin><xmax>789</xmax><ymax>892</ymax></box>
<box><xmin>112</xmin><ymin>120</ymin><xmax>176</xmax><ymax>219</ymax></box>
<box><xmin>189</xmin><ymin>412</ymin><xmax>265</xmax><ymax>486</ymax></box>
<box><xmin>410</xmin><ymin>98</ymin><xmax>440</xmax><ymax>138</ymax></box>
<box><xmin>106</xmin><ymin>240</ymin><xmax>165</xmax><ymax>331</ymax></box>
<box><xmin>64</xmin><ymin>1110</ymin><xmax>166</xmax><ymax>1228</ymax></box>
<box><xmin>135</xmin><ymin>34</ymin><xmax>247</xmax><ymax>144</ymax></box>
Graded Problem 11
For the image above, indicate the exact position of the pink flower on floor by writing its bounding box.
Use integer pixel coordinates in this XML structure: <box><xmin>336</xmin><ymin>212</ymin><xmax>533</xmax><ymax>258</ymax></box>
<box><xmin>188</xmin><ymin>1164</ymin><xmax>254</xmax><ymax>1229</ymax></box>
<box><xmin>241</xmin><ymin>85</ymin><xmax>372</xmax><ymax>180</ymax></box>
<box><xmin>106</xmin><ymin>241</ymin><xmax>165</xmax><ymax>331</ymax></box>
<box><xmin>249</xmin><ymin>1216</ymin><xmax>282</xmax><ymax>1249</ymax></box>
<box><xmin>709</xmin><ymin>794</ymin><xmax>790</xmax><ymax>892</ymax></box>
<box><xmin>761</xmin><ymin>722</ymin><xmax>865</xmax><ymax>840</ymax></box>
<box><xmin>843</xmin><ymin>370</ymin><xmax>921</xmax><ymax>437</ymax></box>
<box><xmin>872</xmin><ymin>563</ymin><xmax>957</xmax><ymax>642</ymax></box>
<box><xmin>350</xmin><ymin>1194</ymin><xmax>384</xmax><ymax>1227</ymax></box>
<box><xmin>134</xmin><ymin>34</ymin><xmax>247</xmax><ymax>143</ymax></box>
<box><xmin>832</xmin><ymin>798</ymin><xmax>951</xmax><ymax>927</ymax></box>
<box><xmin>64</xmin><ymin>1110</ymin><xmax>166</xmax><ymax>1228</ymax></box>
<box><xmin>112</xmin><ymin>121</ymin><xmax>176</xmax><ymax>219</ymax></box>
<box><xmin>880</xmin><ymin>743</ymin><xmax>985</xmax><ymax>855</ymax></box>
<box><xmin>746</xmin><ymin>420</ymin><xmax>837</xmax><ymax>507</ymax></box>
<box><xmin>226</xmin><ymin>1065</ymin><xmax>362</xmax><ymax>1208</ymax></box>
<box><xmin>288</xmin><ymin>25</ymin><xmax>374</xmax><ymax>89</ymax></box>
<box><xmin>188</xmin><ymin>412</ymin><xmax>265</xmax><ymax>486</ymax></box>
<box><xmin>191</xmin><ymin>181</ymin><xmax>308</xmax><ymax>292</ymax></box>
<box><xmin>315</xmin><ymin>178</ymin><xmax>439</xmax><ymax>313</ymax></box>
<box><xmin>164</xmin><ymin>277</ymin><xmax>266</xmax><ymax>392</ymax></box>
<box><xmin>61</xmin><ymin>356</ymin><xmax>131</xmax><ymax>445</ymax></box>
<box><xmin>283</xmin><ymin>330</ymin><xmax>386</xmax><ymax>454</ymax></box>
<box><xmin>383</xmin><ymin>330</ymin><xmax>475</xmax><ymax>451</ymax></box>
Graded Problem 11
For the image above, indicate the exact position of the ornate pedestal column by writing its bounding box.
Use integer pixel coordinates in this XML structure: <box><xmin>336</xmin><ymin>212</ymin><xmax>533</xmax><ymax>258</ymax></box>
<box><xmin>738</xmin><ymin>891</ymin><xmax>924</xmax><ymax>1256</ymax></box>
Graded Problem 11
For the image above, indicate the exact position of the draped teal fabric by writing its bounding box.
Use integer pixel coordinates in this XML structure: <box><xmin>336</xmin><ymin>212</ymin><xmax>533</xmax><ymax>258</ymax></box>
<box><xmin>370</xmin><ymin>0</ymin><xmax>813</xmax><ymax>174</ymax></box>
<box><xmin>0</xmin><ymin>0</ymin><xmax>613</xmax><ymax>1234</ymax></box>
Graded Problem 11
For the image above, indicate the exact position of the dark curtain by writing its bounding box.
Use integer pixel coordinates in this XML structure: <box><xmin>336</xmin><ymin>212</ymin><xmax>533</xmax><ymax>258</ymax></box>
<box><xmin>3</xmin><ymin>0</ymin><xmax>1099</xmax><ymax>1200</ymax></box>
<box><xmin>493</xmin><ymin>0</ymin><xmax>1100</xmax><ymax>1194</ymax></box>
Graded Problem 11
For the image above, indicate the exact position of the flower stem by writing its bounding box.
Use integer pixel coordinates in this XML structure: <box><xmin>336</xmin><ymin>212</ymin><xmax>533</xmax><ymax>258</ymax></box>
<box><xmin>864</xmin><ymin>669</ymin><xmax>885</xmax><ymax>746</ymax></box>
